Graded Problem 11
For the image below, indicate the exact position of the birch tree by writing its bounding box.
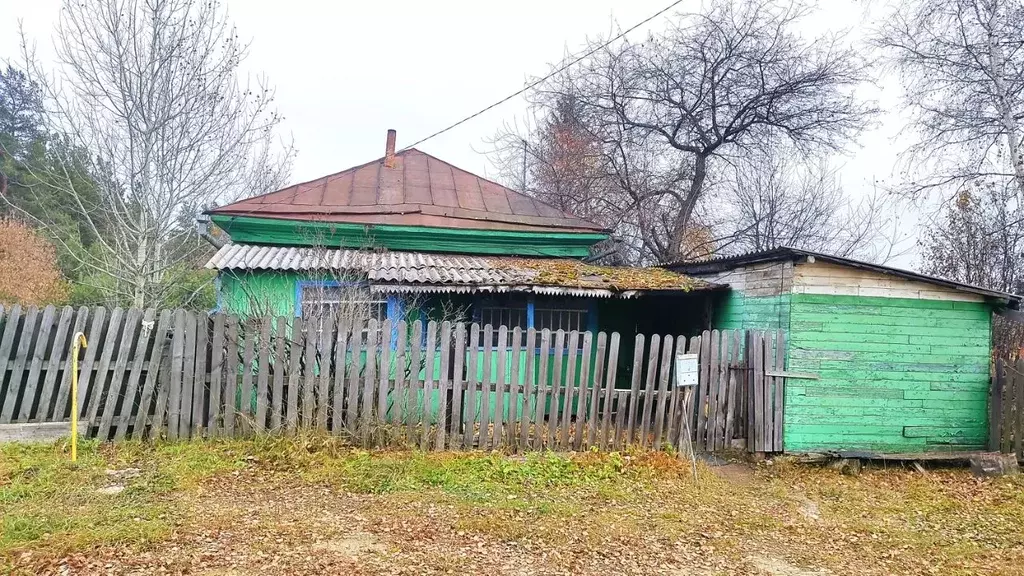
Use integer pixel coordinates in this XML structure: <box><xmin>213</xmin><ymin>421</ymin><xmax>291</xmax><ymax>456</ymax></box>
<box><xmin>5</xmin><ymin>0</ymin><xmax>292</xmax><ymax>308</ymax></box>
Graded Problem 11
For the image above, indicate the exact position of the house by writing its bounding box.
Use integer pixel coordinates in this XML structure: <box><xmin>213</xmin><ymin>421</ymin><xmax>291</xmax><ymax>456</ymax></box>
<box><xmin>668</xmin><ymin>247</ymin><xmax>1021</xmax><ymax>454</ymax></box>
<box><xmin>204</xmin><ymin>131</ymin><xmax>720</xmax><ymax>368</ymax></box>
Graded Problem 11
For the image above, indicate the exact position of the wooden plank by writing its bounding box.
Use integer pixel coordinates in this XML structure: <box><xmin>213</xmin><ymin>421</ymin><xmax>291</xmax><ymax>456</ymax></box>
<box><xmin>420</xmin><ymin>320</ymin><xmax>436</xmax><ymax>450</ymax></box>
<box><xmin>1016</xmin><ymin>359</ymin><xmax>1024</xmax><ymax>460</ymax></box>
<box><xmin>98</xmin><ymin>308</ymin><xmax>140</xmax><ymax>440</ymax></box>
<box><xmin>990</xmin><ymin>358</ymin><xmax>1004</xmax><ymax>452</ymax></box>
<box><xmin>405</xmin><ymin>320</ymin><xmax>422</xmax><ymax>444</ymax></box>
<box><xmin>1006</xmin><ymin>363</ymin><xmax>1018</xmax><ymax>454</ymax></box>
<box><xmin>75</xmin><ymin>308</ymin><xmax>107</xmax><ymax>423</ymax></box>
<box><xmin>116</xmin><ymin>308</ymin><xmax>156</xmax><ymax>440</ymax></box>
<box><xmin>507</xmin><ymin>326</ymin><xmax>522</xmax><ymax>452</ymax></box>
<box><xmin>83</xmin><ymin>307</ymin><xmax>122</xmax><ymax>436</ymax></box>
<box><xmin>180</xmin><ymin>312</ymin><xmax>199</xmax><ymax>439</ymax></box>
<box><xmin>696</xmin><ymin>330</ymin><xmax>712</xmax><ymax>451</ymax></box>
<box><xmin>300</xmin><ymin>319</ymin><xmax>317</xmax><ymax>428</ymax></box>
<box><xmin>714</xmin><ymin>330</ymin><xmax>731</xmax><ymax>451</ymax></box>
<box><xmin>665</xmin><ymin>334</ymin><xmax>686</xmax><ymax>448</ymax></box>
<box><xmin>363</xmin><ymin>319</ymin><xmax>380</xmax><ymax>442</ymax></box>
<box><xmin>560</xmin><ymin>331</ymin><xmax>579</xmax><ymax>449</ymax></box>
<box><xmin>331</xmin><ymin>319</ymin><xmax>352</xmax><ymax>434</ymax></box>
<box><xmin>50</xmin><ymin>307</ymin><xmax>89</xmax><ymax>421</ymax></box>
<box><xmin>2</xmin><ymin>306</ymin><xmax>40</xmax><ymax>423</ymax></box>
<box><xmin>342</xmin><ymin>321</ymin><xmax>361</xmax><ymax>433</ymax></box>
<box><xmin>573</xmin><ymin>331</ymin><xmax>592</xmax><ymax>451</ymax></box>
<box><xmin>223</xmin><ymin>315</ymin><xmax>241</xmax><ymax>436</ymax></box>
<box><xmin>19</xmin><ymin>305</ymin><xmax>56</xmax><ymax>422</ymax></box>
<box><xmin>752</xmin><ymin>332</ymin><xmax>766</xmax><ymax>453</ymax></box>
<box><xmin>463</xmin><ymin>324</ymin><xmax>480</xmax><ymax>450</ymax></box>
<box><xmin>586</xmin><ymin>332</ymin><xmax>607</xmax><ymax>449</ymax></box>
<box><xmin>638</xmin><ymin>334</ymin><xmax>661</xmax><ymax>449</ymax></box>
<box><xmin>136</xmin><ymin>309</ymin><xmax>171</xmax><ymax>437</ymax></box>
<box><xmin>773</xmin><ymin>330</ymin><xmax>786</xmax><ymax>452</ymax></box>
<box><xmin>722</xmin><ymin>331</ymin><xmax>740</xmax><ymax>449</ymax></box>
<box><xmin>518</xmin><ymin>327</ymin><xmax>536</xmax><ymax>449</ymax></box>
<box><xmin>0</xmin><ymin>305</ymin><xmax>23</xmax><ymax>419</ymax></box>
<box><xmin>0</xmin><ymin>421</ymin><xmax>78</xmax><ymax>443</ymax></box>
<box><xmin>191</xmin><ymin>314</ymin><xmax>209</xmax><ymax>438</ymax></box>
<box><xmin>624</xmin><ymin>334</ymin><xmax>645</xmax><ymax>446</ymax></box>
<box><xmin>435</xmin><ymin>321</ymin><xmax>452</xmax><ymax>450</ymax></box>
<box><xmin>704</xmin><ymin>330</ymin><xmax>721</xmax><ymax>452</ymax></box>
<box><xmin>390</xmin><ymin>321</ymin><xmax>407</xmax><ymax>432</ymax></box>
<box><xmin>317</xmin><ymin>315</ymin><xmax>336</xmax><ymax>430</ymax></box>
<box><xmin>600</xmin><ymin>332</ymin><xmax>620</xmax><ymax>451</ymax></box>
<box><xmin>451</xmin><ymin>323</ymin><xmax>467</xmax><ymax>447</ymax></box>
<box><xmin>377</xmin><ymin>319</ymin><xmax>393</xmax><ymax>426</ymax></box>
<box><xmin>208</xmin><ymin>314</ymin><xmax>227</xmax><ymax>436</ymax></box>
<box><xmin>165</xmin><ymin>310</ymin><xmax>186</xmax><ymax>441</ymax></box>
<box><xmin>614</xmin><ymin>390</ymin><xmax>627</xmax><ymax>448</ymax></box>
<box><xmin>762</xmin><ymin>334</ymin><xmax>774</xmax><ymax>452</ymax></box>
<box><xmin>653</xmin><ymin>335</ymin><xmax>673</xmax><ymax>450</ymax></box>
<box><xmin>477</xmin><ymin>324</ymin><xmax>494</xmax><ymax>450</ymax></box>
<box><xmin>492</xmin><ymin>324</ymin><xmax>508</xmax><ymax>449</ymax></box>
<box><xmin>547</xmin><ymin>330</ymin><xmax>565</xmax><ymax>449</ymax></box>
<box><xmin>676</xmin><ymin>336</ymin><xmax>702</xmax><ymax>451</ymax></box>
<box><xmin>255</xmin><ymin>317</ymin><xmax>272</xmax><ymax>432</ymax></box>
<box><xmin>533</xmin><ymin>329</ymin><xmax>551</xmax><ymax>450</ymax></box>
<box><xmin>35</xmin><ymin>306</ymin><xmax>73</xmax><ymax>422</ymax></box>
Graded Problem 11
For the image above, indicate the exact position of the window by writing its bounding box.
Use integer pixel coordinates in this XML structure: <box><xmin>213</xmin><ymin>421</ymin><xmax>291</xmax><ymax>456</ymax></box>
<box><xmin>298</xmin><ymin>283</ymin><xmax>387</xmax><ymax>333</ymax></box>
<box><xmin>473</xmin><ymin>295</ymin><xmax>595</xmax><ymax>348</ymax></box>
<box><xmin>534</xmin><ymin>303</ymin><xmax>589</xmax><ymax>334</ymax></box>
<box><xmin>478</xmin><ymin>298</ymin><xmax>528</xmax><ymax>347</ymax></box>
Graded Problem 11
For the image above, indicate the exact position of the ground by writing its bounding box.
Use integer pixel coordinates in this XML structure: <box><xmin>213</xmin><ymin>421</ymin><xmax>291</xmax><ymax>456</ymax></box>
<box><xmin>2</xmin><ymin>438</ymin><xmax>1024</xmax><ymax>575</ymax></box>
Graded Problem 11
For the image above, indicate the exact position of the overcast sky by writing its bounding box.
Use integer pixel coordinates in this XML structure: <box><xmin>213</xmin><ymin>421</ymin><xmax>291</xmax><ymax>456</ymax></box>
<box><xmin>1</xmin><ymin>0</ymin><xmax>920</xmax><ymax>266</ymax></box>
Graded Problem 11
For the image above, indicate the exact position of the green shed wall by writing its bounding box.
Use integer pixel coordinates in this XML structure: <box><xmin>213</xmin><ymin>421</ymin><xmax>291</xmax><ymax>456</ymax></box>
<box><xmin>785</xmin><ymin>293</ymin><xmax>992</xmax><ymax>452</ymax></box>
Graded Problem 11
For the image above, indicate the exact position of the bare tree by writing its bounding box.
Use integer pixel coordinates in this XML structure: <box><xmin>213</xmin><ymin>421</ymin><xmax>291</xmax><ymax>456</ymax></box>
<box><xmin>488</xmin><ymin>0</ymin><xmax>876</xmax><ymax>264</ymax></box>
<box><xmin>712</xmin><ymin>148</ymin><xmax>895</xmax><ymax>259</ymax></box>
<box><xmin>875</xmin><ymin>0</ymin><xmax>1024</xmax><ymax>203</ymax></box>
<box><xmin>4</xmin><ymin>0</ymin><xmax>293</xmax><ymax>308</ymax></box>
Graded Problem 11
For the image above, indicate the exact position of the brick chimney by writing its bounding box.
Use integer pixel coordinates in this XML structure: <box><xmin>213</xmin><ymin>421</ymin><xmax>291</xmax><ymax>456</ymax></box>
<box><xmin>384</xmin><ymin>129</ymin><xmax>397</xmax><ymax>168</ymax></box>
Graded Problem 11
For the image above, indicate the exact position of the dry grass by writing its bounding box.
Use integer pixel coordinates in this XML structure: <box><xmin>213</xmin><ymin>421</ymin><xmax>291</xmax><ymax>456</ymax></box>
<box><xmin>2</xmin><ymin>436</ymin><xmax>1023</xmax><ymax>575</ymax></box>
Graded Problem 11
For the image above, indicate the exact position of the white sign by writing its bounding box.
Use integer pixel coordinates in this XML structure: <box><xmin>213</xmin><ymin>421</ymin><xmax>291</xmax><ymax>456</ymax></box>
<box><xmin>674</xmin><ymin>353</ymin><xmax>699</xmax><ymax>387</ymax></box>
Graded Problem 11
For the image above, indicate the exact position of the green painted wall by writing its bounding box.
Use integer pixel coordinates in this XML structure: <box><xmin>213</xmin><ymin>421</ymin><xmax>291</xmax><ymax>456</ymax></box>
<box><xmin>785</xmin><ymin>293</ymin><xmax>992</xmax><ymax>453</ymax></box>
<box><xmin>218</xmin><ymin>270</ymin><xmax>298</xmax><ymax>318</ymax></box>
<box><xmin>713</xmin><ymin>292</ymin><xmax>791</xmax><ymax>332</ymax></box>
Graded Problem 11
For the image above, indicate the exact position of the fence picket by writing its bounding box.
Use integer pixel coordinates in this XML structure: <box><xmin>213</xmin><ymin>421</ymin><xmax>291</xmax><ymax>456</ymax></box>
<box><xmin>463</xmin><ymin>323</ymin><xmax>480</xmax><ymax>449</ymax></box>
<box><xmin>0</xmin><ymin>305</ymin><xmax>21</xmax><ymax>418</ymax></box>
<box><xmin>346</xmin><ymin>323</ymin><xmax>364</xmax><ymax>434</ymax></box>
<box><xmin>586</xmin><ymin>332</ymin><xmax>607</xmax><ymax>449</ymax></box>
<box><xmin>165</xmin><ymin>310</ymin><xmax>186</xmax><ymax>440</ymax></box>
<box><xmin>560</xmin><ymin>331</ymin><xmax>579</xmax><ymax>449</ymax></box>
<box><xmin>573</xmin><ymin>331</ymin><xmax>592</xmax><ymax>450</ymax></box>
<box><xmin>420</xmin><ymin>321</ymin><xmax>436</xmax><ymax>450</ymax></box>
<box><xmin>115</xmin><ymin>308</ymin><xmax>156</xmax><ymax>440</ymax></box>
<box><xmin>391</xmin><ymin>321</ymin><xmax>407</xmax><ymax>432</ymax></box>
<box><xmin>451</xmin><ymin>323</ymin><xmax>467</xmax><ymax>447</ymax></box>
<box><xmin>364</xmin><ymin>319</ymin><xmax>380</xmax><ymax>443</ymax></box>
<box><xmin>77</xmin><ymin>308</ymin><xmax>108</xmax><ymax>422</ymax></box>
<box><xmin>492</xmin><ymin>324</ymin><xmax>508</xmax><ymax>449</ymax></box>
<box><xmin>507</xmin><ymin>326</ymin><xmax>522</xmax><ymax>451</ymax></box>
<box><xmin>301</xmin><ymin>319</ymin><xmax>318</xmax><ymax>427</ymax></box>
<box><xmin>435</xmin><ymin>321</ymin><xmax>452</xmax><ymax>450</ymax></box>
<box><xmin>237</xmin><ymin>320</ymin><xmax>256</xmax><ymax>436</ymax></box>
<box><xmin>638</xmin><ymin>334</ymin><xmax>661</xmax><ymax>449</ymax></box>
<box><xmin>548</xmin><ymin>330</ymin><xmax>565</xmax><ymax>449</ymax></box>
<box><xmin>209</xmin><ymin>314</ymin><xmax>226</xmax><ymax>436</ymax></box>
<box><xmin>722</xmin><ymin>331</ymin><xmax>741</xmax><ymax>449</ymax></box>
<box><xmin>600</xmin><ymin>332</ymin><xmax>620</xmax><ymax>451</ymax></box>
<box><xmin>478</xmin><ymin>324</ymin><xmax>494</xmax><ymax>450</ymax></box>
<box><xmin>378</xmin><ymin>319</ymin><xmax>393</xmax><ymax>427</ymax></box>
<box><xmin>625</xmin><ymin>334</ymin><xmax>644</xmax><ymax>446</ymax></box>
<box><xmin>519</xmin><ymin>327</ymin><xmax>536</xmax><ymax>449</ymax></box>
<box><xmin>753</xmin><ymin>332</ymin><xmax>767</xmax><ymax>453</ymax></box>
<box><xmin>665</xmin><ymin>334</ymin><xmax>686</xmax><ymax>449</ymax></box>
<box><xmin>136</xmin><ymin>310</ymin><xmax>171</xmax><ymax>437</ymax></box>
<box><xmin>715</xmin><ymin>330</ymin><xmax>731</xmax><ymax>450</ymax></box>
<box><xmin>19</xmin><ymin>305</ymin><xmax>56</xmax><ymax>423</ymax></box>
<box><xmin>773</xmin><ymin>331</ymin><xmax>786</xmax><ymax>452</ymax></box>
<box><xmin>2</xmin><ymin>307</ymin><xmax>39</xmax><ymax>423</ymax></box>
<box><xmin>179</xmin><ymin>312</ymin><xmax>199</xmax><ymax>439</ymax></box>
<box><xmin>406</xmin><ymin>320</ymin><xmax>423</xmax><ymax>444</ymax></box>
<box><xmin>192</xmin><ymin>315</ymin><xmax>209</xmax><ymax>438</ymax></box>
<box><xmin>653</xmin><ymin>335</ymin><xmax>673</xmax><ymax>450</ymax></box>
<box><xmin>533</xmin><ymin>329</ymin><xmax>550</xmax><ymax>450</ymax></box>
<box><xmin>256</xmin><ymin>317</ymin><xmax>272</xmax><ymax>432</ymax></box>
<box><xmin>37</xmin><ymin>306</ymin><xmax>74</xmax><ymax>422</ymax></box>
<box><xmin>98</xmin><ymin>308</ymin><xmax>140</xmax><ymax>439</ymax></box>
<box><xmin>223</xmin><ymin>316</ymin><xmax>241</xmax><ymax>436</ymax></box>
<box><xmin>331</xmin><ymin>319</ymin><xmax>352</xmax><ymax>435</ymax></box>
<box><xmin>1015</xmin><ymin>359</ymin><xmax>1024</xmax><ymax>460</ymax></box>
<box><xmin>51</xmin><ymin>307</ymin><xmax>90</xmax><ymax>421</ymax></box>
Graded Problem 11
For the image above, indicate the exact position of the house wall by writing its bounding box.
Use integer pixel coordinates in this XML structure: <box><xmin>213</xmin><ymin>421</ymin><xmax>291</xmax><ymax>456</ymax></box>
<box><xmin>785</xmin><ymin>261</ymin><xmax>992</xmax><ymax>453</ymax></box>
<box><xmin>699</xmin><ymin>261</ymin><xmax>793</xmax><ymax>331</ymax></box>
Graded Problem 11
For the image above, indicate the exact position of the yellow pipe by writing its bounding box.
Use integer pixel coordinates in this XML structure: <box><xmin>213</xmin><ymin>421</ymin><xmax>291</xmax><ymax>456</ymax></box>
<box><xmin>70</xmin><ymin>331</ymin><xmax>87</xmax><ymax>463</ymax></box>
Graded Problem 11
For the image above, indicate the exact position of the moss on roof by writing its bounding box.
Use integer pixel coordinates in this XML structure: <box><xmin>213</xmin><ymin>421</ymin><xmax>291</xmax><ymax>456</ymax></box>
<box><xmin>492</xmin><ymin>258</ymin><xmax>704</xmax><ymax>291</ymax></box>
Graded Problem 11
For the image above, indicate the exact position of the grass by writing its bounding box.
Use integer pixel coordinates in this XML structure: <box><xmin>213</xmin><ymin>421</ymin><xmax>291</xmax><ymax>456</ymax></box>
<box><xmin>2</xmin><ymin>436</ymin><xmax>1024</xmax><ymax>575</ymax></box>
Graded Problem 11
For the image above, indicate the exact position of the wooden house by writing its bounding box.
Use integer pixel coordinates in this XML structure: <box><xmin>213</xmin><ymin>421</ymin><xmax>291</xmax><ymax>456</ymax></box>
<box><xmin>669</xmin><ymin>248</ymin><xmax>1021</xmax><ymax>455</ymax></box>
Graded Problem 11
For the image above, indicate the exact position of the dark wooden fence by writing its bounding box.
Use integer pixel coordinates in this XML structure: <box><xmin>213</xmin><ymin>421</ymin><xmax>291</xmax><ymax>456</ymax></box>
<box><xmin>0</xmin><ymin>304</ymin><xmax>785</xmax><ymax>453</ymax></box>
<box><xmin>990</xmin><ymin>358</ymin><xmax>1024</xmax><ymax>459</ymax></box>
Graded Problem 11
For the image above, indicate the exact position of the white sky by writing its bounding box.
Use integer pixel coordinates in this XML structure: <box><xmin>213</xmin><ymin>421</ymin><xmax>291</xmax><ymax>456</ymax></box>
<box><xmin>1</xmin><ymin>0</ymin><xmax>919</xmax><ymax>266</ymax></box>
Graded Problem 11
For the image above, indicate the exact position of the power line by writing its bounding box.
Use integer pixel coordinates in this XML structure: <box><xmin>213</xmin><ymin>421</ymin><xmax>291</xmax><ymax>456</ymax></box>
<box><xmin>401</xmin><ymin>0</ymin><xmax>687</xmax><ymax>151</ymax></box>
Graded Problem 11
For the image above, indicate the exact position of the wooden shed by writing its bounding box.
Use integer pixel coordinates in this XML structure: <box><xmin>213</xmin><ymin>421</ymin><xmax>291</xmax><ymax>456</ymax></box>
<box><xmin>669</xmin><ymin>248</ymin><xmax>1021</xmax><ymax>454</ymax></box>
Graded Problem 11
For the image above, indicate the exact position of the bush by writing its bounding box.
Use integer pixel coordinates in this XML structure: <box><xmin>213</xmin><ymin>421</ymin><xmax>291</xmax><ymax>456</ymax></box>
<box><xmin>0</xmin><ymin>219</ymin><xmax>68</xmax><ymax>306</ymax></box>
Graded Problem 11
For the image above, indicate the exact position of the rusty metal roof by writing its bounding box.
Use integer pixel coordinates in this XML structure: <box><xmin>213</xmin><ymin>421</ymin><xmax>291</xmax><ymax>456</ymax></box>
<box><xmin>207</xmin><ymin>244</ymin><xmax>715</xmax><ymax>298</ymax></box>
<box><xmin>207</xmin><ymin>148</ymin><xmax>607</xmax><ymax>234</ymax></box>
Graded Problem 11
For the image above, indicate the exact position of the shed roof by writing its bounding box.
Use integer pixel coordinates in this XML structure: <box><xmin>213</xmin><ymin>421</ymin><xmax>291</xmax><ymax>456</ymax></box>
<box><xmin>666</xmin><ymin>247</ymin><xmax>1021</xmax><ymax>305</ymax></box>
<box><xmin>208</xmin><ymin>244</ymin><xmax>717</xmax><ymax>298</ymax></box>
<box><xmin>207</xmin><ymin>147</ymin><xmax>607</xmax><ymax>234</ymax></box>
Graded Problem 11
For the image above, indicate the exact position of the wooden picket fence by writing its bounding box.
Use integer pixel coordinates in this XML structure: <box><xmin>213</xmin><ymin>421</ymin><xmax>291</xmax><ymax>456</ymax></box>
<box><xmin>990</xmin><ymin>358</ymin><xmax>1024</xmax><ymax>459</ymax></box>
<box><xmin>0</xmin><ymin>304</ymin><xmax>786</xmax><ymax>453</ymax></box>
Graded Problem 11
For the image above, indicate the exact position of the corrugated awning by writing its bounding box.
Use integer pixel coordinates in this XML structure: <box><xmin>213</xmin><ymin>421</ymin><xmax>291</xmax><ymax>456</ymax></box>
<box><xmin>206</xmin><ymin>244</ymin><xmax>718</xmax><ymax>297</ymax></box>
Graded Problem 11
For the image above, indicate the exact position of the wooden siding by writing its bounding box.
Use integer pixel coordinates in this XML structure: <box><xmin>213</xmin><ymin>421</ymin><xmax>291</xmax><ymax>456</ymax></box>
<box><xmin>703</xmin><ymin>261</ymin><xmax>793</xmax><ymax>331</ymax></box>
<box><xmin>793</xmin><ymin>261</ymin><xmax>986</xmax><ymax>303</ymax></box>
<box><xmin>786</xmin><ymin>293</ymin><xmax>992</xmax><ymax>452</ymax></box>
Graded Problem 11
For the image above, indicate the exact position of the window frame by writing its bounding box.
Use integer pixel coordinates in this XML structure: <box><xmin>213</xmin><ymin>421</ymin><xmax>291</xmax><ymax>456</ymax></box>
<box><xmin>471</xmin><ymin>294</ymin><xmax>598</xmax><ymax>351</ymax></box>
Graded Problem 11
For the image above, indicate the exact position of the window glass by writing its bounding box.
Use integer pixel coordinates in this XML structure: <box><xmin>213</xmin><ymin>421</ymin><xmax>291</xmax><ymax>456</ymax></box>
<box><xmin>300</xmin><ymin>284</ymin><xmax>387</xmax><ymax>331</ymax></box>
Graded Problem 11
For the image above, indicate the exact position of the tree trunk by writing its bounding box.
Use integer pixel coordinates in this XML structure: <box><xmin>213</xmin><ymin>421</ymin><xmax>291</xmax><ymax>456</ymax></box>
<box><xmin>666</xmin><ymin>153</ymin><xmax>708</xmax><ymax>263</ymax></box>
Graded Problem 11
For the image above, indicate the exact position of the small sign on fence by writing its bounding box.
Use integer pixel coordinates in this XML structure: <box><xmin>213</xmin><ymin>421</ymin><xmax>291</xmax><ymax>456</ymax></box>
<box><xmin>674</xmin><ymin>353</ymin><xmax>699</xmax><ymax>387</ymax></box>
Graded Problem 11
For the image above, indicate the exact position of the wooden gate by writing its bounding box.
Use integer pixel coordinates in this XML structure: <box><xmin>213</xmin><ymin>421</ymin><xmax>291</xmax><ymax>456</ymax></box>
<box><xmin>990</xmin><ymin>358</ymin><xmax>1024</xmax><ymax>458</ymax></box>
<box><xmin>692</xmin><ymin>329</ymin><xmax>786</xmax><ymax>454</ymax></box>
